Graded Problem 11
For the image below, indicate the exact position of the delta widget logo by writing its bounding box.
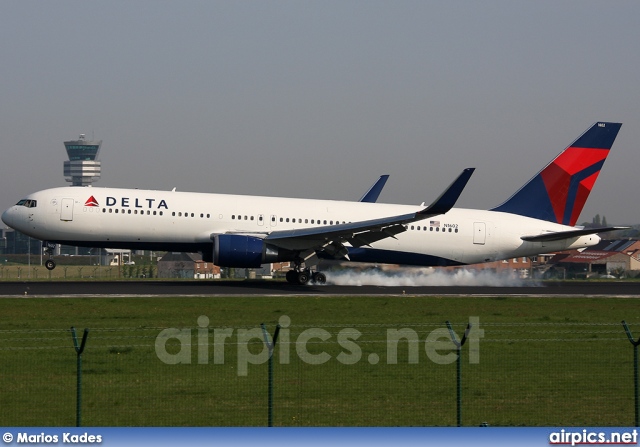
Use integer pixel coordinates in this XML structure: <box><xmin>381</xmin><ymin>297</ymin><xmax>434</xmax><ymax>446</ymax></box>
<box><xmin>83</xmin><ymin>195</ymin><xmax>169</xmax><ymax>209</ymax></box>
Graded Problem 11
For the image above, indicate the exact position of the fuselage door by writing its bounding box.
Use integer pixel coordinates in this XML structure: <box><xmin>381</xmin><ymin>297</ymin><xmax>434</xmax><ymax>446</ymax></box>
<box><xmin>270</xmin><ymin>215</ymin><xmax>277</xmax><ymax>227</ymax></box>
<box><xmin>473</xmin><ymin>222</ymin><xmax>486</xmax><ymax>245</ymax></box>
<box><xmin>258</xmin><ymin>214</ymin><xmax>265</xmax><ymax>226</ymax></box>
<box><xmin>60</xmin><ymin>198</ymin><xmax>74</xmax><ymax>221</ymax></box>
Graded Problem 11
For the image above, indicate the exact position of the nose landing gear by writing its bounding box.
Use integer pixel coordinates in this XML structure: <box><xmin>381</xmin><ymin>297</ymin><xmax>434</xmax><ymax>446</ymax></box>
<box><xmin>43</xmin><ymin>242</ymin><xmax>57</xmax><ymax>271</ymax></box>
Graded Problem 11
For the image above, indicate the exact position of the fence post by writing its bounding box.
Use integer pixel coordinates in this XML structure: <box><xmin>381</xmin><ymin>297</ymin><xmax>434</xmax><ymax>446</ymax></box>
<box><xmin>622</xmin><ymin>320</ymin><xmax>640</xmax><ymax>427</ymax></box>
<box><xmin>446</xmin><ymin>321</ymin><xmax>471</xmax><ymax>427</ymax></box>
<box><xmin>70</xmin><ymin>327</ymin><xmax>89</xmax><ymax>427</ymax></box>
<box><xmin>261</xmin><ymin>323</ymin><xmax>281</xmax><ymax>427</ymax></box>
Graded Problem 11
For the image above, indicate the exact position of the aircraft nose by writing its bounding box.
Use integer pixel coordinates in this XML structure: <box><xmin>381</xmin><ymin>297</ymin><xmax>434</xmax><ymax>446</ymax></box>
<box><xmin>2</xmin><ymin>207</ymin><xmax>16</xmax><ymax>228</ymax></box>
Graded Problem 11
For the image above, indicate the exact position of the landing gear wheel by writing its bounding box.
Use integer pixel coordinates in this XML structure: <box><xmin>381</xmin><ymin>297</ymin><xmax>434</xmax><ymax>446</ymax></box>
<box><xmin>286</xmin><ymin>270</ymin><xmax>298</xmax><ymax>284</ymax></box>
<box><xmin>285</xmin><ymin>267</ymin><xmax>318</xmax><ymax>285</ymax></box>
<box><xmin>297</xmin><ymin>271</ymin><xmax>310</xmax><ymax>285</ymax></box>
<box><xmin>312</xmin><ymin>272</ymin><xmax>326</xmax><ymax>284</ymax></box>
<box><xmin>45</xmin><ymin>259</ymin><xmax>56</xmax><ymax>271</ymax></box>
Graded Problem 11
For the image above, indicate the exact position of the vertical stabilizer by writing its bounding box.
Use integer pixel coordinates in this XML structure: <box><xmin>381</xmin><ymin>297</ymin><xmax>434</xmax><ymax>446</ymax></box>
<box><xmin>491</xmin><ymin>122</ymin><xmax>621</xmax><ymax>225</ymax></box>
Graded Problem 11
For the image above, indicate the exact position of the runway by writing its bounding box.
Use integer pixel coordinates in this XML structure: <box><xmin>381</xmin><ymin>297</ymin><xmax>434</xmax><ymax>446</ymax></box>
<box><xmin>0</xmin><ymin>280</ymin><xmax>638</xmax><ymax>297</ymax></box>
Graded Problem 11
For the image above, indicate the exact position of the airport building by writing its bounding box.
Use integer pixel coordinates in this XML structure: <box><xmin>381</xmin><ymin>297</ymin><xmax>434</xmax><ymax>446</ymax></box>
<box><xmin>63</xmin><ymin>134</ymin><xmax>102</xmax><ymax>186</ymax></box>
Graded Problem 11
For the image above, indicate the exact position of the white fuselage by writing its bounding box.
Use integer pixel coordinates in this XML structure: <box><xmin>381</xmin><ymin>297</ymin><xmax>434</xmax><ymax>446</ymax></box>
<box><xmin>2</xmin><ymin>186</ymin><xmax>600</xmax><ymax>267</ymax></box>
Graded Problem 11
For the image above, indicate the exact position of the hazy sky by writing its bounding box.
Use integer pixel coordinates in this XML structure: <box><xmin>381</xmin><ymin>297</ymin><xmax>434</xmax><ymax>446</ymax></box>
<box><xmin>1</xmin><ymin>1</ymin><xmax>639</xmax><ymax>224</ymax></box>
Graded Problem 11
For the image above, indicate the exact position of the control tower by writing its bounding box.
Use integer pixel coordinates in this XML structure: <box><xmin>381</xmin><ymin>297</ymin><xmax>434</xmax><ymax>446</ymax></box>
<box><xmin>63</xmin><ymin>134</ymin><xmax>102</xmax><ymax>186</ymax></box>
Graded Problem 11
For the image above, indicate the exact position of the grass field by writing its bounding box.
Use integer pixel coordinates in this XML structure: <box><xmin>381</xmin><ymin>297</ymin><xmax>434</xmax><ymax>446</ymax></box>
<box><xmin>1</xmin><ymin>294</ymin><xmax>639</xmax><ymax>426</ymax></box>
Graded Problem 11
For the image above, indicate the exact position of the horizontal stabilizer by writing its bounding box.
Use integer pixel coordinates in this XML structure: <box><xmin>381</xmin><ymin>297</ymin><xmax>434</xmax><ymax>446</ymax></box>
<box><xmin>521</xmin><ymin>226</ymin><xmax>629</xmax><ymax>242</ymax></box>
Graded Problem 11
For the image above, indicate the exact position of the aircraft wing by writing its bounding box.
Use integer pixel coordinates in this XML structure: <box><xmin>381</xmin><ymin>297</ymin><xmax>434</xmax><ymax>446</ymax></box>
<box><xmin>263</xmin><ymin>168</ymin><xmax>474</xmax><ymax>253</ymax></box>
<box><xmin>521</xmin><ymin>226</ymin><xmax>629</xmax><ymax>242</ymax></box>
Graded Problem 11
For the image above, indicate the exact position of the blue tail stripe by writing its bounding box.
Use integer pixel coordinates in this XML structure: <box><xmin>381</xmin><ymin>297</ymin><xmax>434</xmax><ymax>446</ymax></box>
<box><xmin>562</xmin><ymin>159</ymin><xmax>606</xmax><ymax>225</ymax></box>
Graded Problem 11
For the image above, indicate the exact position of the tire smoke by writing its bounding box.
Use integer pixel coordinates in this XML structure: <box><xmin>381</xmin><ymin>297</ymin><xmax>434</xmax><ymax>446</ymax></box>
<box><xmin>325</xmin><ymin>267</ymin><xmax>533</xmax><ymax>287</ymax></box>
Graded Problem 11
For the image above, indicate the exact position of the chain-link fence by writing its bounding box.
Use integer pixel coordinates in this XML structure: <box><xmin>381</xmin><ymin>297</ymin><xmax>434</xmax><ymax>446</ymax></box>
<box><xmin>0</xmin><ymin>321</ymin><xmax>637</xmax><ymax>426</ymax></box>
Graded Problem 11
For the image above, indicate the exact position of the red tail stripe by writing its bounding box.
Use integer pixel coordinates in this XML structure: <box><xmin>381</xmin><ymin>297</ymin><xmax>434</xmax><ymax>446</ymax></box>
<box><xmin>553</xmin><ymin>147</ymin><xmax>609</xmax><ymax>176</ymax></box>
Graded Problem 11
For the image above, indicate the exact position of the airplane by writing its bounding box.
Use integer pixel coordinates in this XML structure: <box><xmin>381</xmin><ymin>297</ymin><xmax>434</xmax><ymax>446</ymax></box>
<box><xmin>1</xmin><ymin>121</ymin><xmax>624</xmax><ymax>285</ymax></box>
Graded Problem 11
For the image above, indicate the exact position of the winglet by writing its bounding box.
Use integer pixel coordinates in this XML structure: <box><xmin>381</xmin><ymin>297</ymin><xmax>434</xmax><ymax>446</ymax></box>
<box><xmin>359</xmin><ymin>175</ymin><xmax>390</xmax><ymax>203</ymax></box>
<box><xmin>418</xmin><ymin>168</ymin><xmax>475</xmax><ymax>216</ymax></box>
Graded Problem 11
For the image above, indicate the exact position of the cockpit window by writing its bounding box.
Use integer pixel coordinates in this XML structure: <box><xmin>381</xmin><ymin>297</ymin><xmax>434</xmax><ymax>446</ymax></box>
<box><xmin>16</xmin><ymin>199</ymin><xmax>37</xmax><ymax>208</ymax></box>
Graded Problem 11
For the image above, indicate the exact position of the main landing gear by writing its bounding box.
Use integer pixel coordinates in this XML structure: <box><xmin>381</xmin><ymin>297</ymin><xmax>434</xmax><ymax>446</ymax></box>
<box><xmin>285</xmin><ymin>269</ymin><xmax>326</xmax><ymax>285</ymax></box>
<box><xmin>43</xmin><ymin>242</ymin><xmax>57</xmax><ymax>271</ymax></box>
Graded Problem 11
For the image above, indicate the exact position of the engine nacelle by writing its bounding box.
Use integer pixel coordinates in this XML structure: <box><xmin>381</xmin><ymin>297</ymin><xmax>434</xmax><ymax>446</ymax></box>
<box><xmin>213</xmin><ymin>234</ymin><xmax>295</xmax><ymax>268</ymax></box>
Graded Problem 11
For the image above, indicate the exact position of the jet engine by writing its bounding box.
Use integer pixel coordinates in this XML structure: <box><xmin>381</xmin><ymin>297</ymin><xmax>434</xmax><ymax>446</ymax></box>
<box><xmin>213</xmin><ymin>234</ymin><xmax>296</xmax><ymax>268</ymax></box>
